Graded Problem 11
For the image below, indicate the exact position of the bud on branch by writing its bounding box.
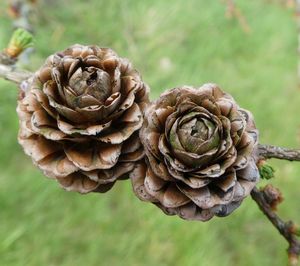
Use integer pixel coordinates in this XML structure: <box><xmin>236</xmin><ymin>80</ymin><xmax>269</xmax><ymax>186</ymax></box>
<box><xmin>5</xmin><ymin>28</ymin><xmax>34</xmax><ymax>59</ymax></box>
<box><xmin>0</xmin><ymin>28</ymin><xmax>34</xmax><ymax>84</ymax></box>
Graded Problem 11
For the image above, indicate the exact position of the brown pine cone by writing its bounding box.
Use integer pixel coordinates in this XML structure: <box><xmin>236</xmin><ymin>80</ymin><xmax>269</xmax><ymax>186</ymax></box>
<box><xmin>17</xmin><ymin>44</ymin><xmax>149</xmax><ymax>193</ymax></box>
<box><xmin>131</xmin><ymin>84</ymin><xmax>259</xmax><ymax>221</ymax></box>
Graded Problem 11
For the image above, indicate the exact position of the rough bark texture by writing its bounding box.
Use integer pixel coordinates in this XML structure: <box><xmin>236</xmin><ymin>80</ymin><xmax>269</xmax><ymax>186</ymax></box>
<box><xmin>251</xmin><ymin>187</ymin><xmax>300</xmax><ymax>266</ymax></box>
<box><xmin>0</xmin><ymin>63</ymin><xmax>32</xmax><ymax>84</ymax></box>
<box><xmin>258</xmin><ymin>144</ymin><xmax>300</xmax><ymax>161</ymax></box>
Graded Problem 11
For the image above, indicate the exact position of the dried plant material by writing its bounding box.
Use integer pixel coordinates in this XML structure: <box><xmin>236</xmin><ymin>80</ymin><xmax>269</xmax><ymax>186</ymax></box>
<box><xmin>17</xmin><ymin>44</ymin><xmax>149</xmax><ymax>193</ymax></box>
<box><xmin>131</xmin><ymin>84</ymin><xmax>259</xmax><ymax>221</ymax></box>
<box><xmin>261</xmin><ymin>184</ymin><xmax>283</xmax><ymax>211</ymax></box>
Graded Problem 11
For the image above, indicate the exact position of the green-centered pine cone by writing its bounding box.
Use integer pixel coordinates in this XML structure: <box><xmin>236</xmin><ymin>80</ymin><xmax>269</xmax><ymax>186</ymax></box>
<box><xmin>17</xmin><ymin>44</ymin><xmax>149</xmax><ymax>194</ymax></box>
<box><xmin>131</xmin><ymin>84</ymin><xmax>259</xmax><ymax>221</ymax></box>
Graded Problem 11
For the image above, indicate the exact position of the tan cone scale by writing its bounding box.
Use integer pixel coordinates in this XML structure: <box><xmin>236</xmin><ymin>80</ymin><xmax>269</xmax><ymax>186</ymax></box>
<box><xmin>131</xmin><ymin>84</ymin><xmax>259</xmax><ymax>221</ymax></box>
<box><xmin>17</xmin><ymin>44</ymin><xmax>149</xmax><ymax>193</ymax></box>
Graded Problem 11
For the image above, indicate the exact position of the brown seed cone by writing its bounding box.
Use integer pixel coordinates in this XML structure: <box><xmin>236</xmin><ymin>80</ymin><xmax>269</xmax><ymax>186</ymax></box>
<box><xmin>17</xmin><ymin>44</ymin><xmax>149</xmax><ymax>194</ymax></box>
<box><xmin>131</xmin><ymin>84</ymin><xmax>259</xmax><ymax>221</ymax></box>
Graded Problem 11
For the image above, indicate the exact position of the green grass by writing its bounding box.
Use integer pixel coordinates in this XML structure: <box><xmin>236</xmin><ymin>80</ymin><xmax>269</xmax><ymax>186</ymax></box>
<box><xmin>1</xmin><ymin>0</ymin><xmax>300</xmax><ymax>265</ymax></box>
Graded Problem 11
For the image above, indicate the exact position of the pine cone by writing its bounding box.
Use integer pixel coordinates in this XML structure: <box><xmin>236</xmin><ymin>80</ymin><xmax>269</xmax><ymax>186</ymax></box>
<box><xmin>17</xmin><ymin>44</ymin><xmax>149</xmax><ymax>193</ymax></box>
<box><xmin>131</xmin><ymin>84</ymin><xmax>259</xmax><ymax>221</ymax></box>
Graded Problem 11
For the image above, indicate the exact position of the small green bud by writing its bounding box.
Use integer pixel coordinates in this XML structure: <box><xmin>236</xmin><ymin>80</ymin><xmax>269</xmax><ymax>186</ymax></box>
<box><xmin>258</xmin><ymin>161</ymin><xmax>275</xmax><ymax>180</ymax></box>
<box><xmin>6</xmin><ymin>28</ymin><xmax>34</xmax><ymax>58</ymax></box>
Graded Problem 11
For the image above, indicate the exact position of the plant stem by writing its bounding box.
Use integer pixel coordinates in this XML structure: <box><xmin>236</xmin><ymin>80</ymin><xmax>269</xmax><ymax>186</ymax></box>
<box><xmin>251</xmin><ymin>187</ymin><xmax>300</xmax><ymax>266</ymax></box>
<box><xmin>0</xmin><ymin>63</ymin><xmax>32</xmax><ymax>85</ymax></box>
<box><xmin>258</xmin><ymin>144</ymin><xmax>300</xmax><ymax>161</ymax></box>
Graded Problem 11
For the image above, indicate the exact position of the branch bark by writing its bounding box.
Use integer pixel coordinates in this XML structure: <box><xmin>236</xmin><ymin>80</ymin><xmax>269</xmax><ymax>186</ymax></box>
<box><xmin>251</xmin><ymin>187</ymin><xmax>300</xmax><ymax>266</ymax></box>
<box><xmin>258</xmin><ymin>144</ymin><xmax>300</xmax><ymax>161</ymax></box>
<box><xmin>0</xmin><ymin>63</ymin><xmax>32</xmax><ymax>85</ymax></box>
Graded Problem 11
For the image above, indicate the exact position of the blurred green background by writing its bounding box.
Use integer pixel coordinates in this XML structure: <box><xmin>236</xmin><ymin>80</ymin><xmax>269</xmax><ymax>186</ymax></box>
<box><xmin>1</xmin><ymin>0</ymin><xmax>300</xmax><ymax>265</ymax></box>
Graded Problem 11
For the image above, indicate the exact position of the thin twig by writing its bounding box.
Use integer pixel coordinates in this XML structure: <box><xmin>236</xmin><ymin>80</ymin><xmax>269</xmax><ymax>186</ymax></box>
<box><xmin>251</xmin><ymin>187</ymin><xmax>300</xmax><ymax>266</ymax></box>
<box><xmin>1</xmin><ymin>1</ymin><xmax>36</xmax><ymax>85</ymax></box>
<box><xmin>258</xmin><ymin>144</ymin><xmax>300</xmax><ymax>161</ymax></box>
<box><xmin>8</xmin><ymin>0</ymin><xmax>38</xmax><ymax>65</ymax></box>
<box><xmin>0</xmin><ymin>63</ymin><xmax>32</xmax><ymax>85</ymax></box>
